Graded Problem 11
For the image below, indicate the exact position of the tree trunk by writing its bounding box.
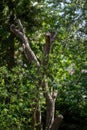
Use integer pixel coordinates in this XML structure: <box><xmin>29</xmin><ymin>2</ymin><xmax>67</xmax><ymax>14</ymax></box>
<box><xmin>32</xmin><ymin>101</ymin><xmax>42</xmax><ymax>130</ymax></box>
<box><xmin>7</xmin><ymin>33</ymin><xmax>15</xmax><ymax>69</ymax></box>
<box><xmin>50</xmin><ymin>115</ymin><xmax>63</xmax><ymax>130</ymax></box>
<box><xmin>10</xmin><ymin>20</ymin><xmax>63</xmax><ymax>130</ymax></box>
<box><xmin>7</xmin><ymin>0</ymin><xmax>15</xmax><ymax>69</ymax></box>
<box><xmin>46</xmin><ymin>98</ymin><xmax>55</xmax><ymax>130</ymax></box>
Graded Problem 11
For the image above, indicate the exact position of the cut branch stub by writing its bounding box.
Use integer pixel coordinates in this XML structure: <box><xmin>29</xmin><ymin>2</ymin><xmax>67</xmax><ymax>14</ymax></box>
<box><xmin>10</xmin><ymin>19</ymin><xmax>62</xmax><ymax>130</ymax></box>
<box><xmin>44</xmin><ymin>32</ymin><xmax>51</xmax><ymax>55</ymax></box>
<box><xmin>50</xmin><ymin>30</ymin><xmax>58</xmax><ymax>43</ymax></box>
<box><xmin>42</xmin><ymin>33</ymin><xmax>51</xmax><ymax>67</ymax></box>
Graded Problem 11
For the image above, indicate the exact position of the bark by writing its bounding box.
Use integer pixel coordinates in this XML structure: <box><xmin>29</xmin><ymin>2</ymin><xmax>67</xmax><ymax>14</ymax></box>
<box><xmin>41</xmin><ymin>76</ymin><xmax>58</xmax><ymax>130</ymax></box>
<box><xmin>32</xmin><ymin>99</ymin><xmax>42</xmax><ymax>130</ymax></box>
<box><xmin>41</xmin><ymin>33</ymin><xmax>62</xmax><ymax>130</ymax></box>
<box><xmin>7</xmin><ymin>0</ymin><xmax>15</xmax><ymax>69</ymax></box>
<box><xmin>10</xmin><ymin>20</ymin><xmax>42</xmax><ymax>130</ymax></box>
<box><xmin>46</xmin><ymin>98</ymin><xmax>55</xmax><ymax>130</ymax></box>
<box><xmin>7</xmin><ymin>34</ymin><xmax>15</xmax><ymax>69</ymax></box>
<box><xmin>10</xmin><ymin>20</ymin><xmax>63</xmax><ymax>130</ymax></box>
<box><xmin>10</xmin><ymin>23</ymin><xmax>40</xmax><ymax>67</ymax></box>
<box><xmin>50</xmin><ymin>115</ymin><xmax>63</xmax><ymax>130</ymax></box>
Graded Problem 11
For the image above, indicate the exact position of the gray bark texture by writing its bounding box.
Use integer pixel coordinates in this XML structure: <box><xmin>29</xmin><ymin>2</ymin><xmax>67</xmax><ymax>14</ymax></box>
<box><xmin>10</xmin><ymin>19</ymin><xmax>63</xmax><ymax>130</ymax></box>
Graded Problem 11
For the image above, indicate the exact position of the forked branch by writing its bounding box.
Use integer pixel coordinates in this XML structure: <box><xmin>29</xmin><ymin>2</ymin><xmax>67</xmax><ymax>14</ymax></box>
<box><xmin>10</xmin><ymin>19</ymin><xmax>63</xmax><ymax>130</ymax></box>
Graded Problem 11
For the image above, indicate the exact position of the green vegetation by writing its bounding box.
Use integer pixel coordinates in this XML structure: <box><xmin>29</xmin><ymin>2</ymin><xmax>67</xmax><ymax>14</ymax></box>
<box><xmin>0</xmin><ymin>0</ymin><xmax>87</xmax><ymax>130</ymax></box>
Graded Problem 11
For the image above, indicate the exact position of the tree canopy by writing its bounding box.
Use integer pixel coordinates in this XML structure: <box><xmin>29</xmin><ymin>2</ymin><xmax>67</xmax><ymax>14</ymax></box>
<box><xmin>0</xmin><ymin>0</ymin><xmax>87</xmax><ymax>130</ymax></box>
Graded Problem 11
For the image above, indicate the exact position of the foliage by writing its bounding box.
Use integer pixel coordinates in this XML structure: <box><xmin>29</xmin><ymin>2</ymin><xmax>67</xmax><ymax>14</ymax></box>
<box><xmin>0</xmin><ymin>0</ymin><xmax>87</xmax><ymax>129</ymax></box>
<box><xmin>0</xmin><ymin>66</ymin><xmax>37</xmax><ymax>130</ymax></box>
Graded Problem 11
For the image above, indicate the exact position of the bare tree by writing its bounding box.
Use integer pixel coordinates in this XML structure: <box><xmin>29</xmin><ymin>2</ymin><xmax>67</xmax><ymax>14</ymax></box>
<box><xmin>10</xmin><ymin>19</ymin><xmax>63</xmax><ymax>130</ymax></box>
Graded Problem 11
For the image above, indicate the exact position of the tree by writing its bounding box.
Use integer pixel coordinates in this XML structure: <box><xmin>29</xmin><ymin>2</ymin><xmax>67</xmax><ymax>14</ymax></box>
<box><xmin>10</xmin><ymin>19</ymin><xmax>63</xmax><ymax>130</ymax></box>
<box><xmin>0</xmin><ymin>0</ymin><xmax>87</xmax><ymax>129</ymax></box>
<box><xmin>0</xmin><ymin>0</ymin><xmax>43</xmax><ymax>68</ymax></box>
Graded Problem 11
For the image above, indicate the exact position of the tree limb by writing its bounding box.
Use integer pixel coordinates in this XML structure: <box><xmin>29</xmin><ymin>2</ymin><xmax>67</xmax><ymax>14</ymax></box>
<box><xmin>50</xmin><ymin>30</ymin><xmax>58</xmax><ymax>43</ymax></box>
<box><xmin>17</xmin><ymin>19</ymin><xmax>25</xmax><ymax>33</ymax></box>
<box><xmin>10</xmin><ymin>21</ymin><xmax>40</xmax><ymax>67</ymax></box>
<box><xmin>40</xmin><ymin>31</ymin><xmax>59</xmax><ymax>130</ymax></box>
<box><xmin>10</xmin><ymin>19</ymin><xmax>60</xmax><ymax>130</ymax></box>
<box><xmin>50</xmin><ymin>115</ymin><xmax>63</xmax><ymax>130</ymax></box>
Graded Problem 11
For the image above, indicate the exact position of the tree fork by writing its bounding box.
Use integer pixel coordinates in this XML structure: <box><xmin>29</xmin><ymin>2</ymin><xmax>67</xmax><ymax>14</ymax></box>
<box><xmin>10</xmin><ymin>19</ymin><xmax>63</xmax><ymax>130</ymax></box>
<box><xmin>41</xmin><ymin>33</ymin><xmax>63</xmax><ymax>130</ymax></box>
<box><xmin>10</xmin><ymin>20</ymin><xmax>42</xmax><ymax>130</ymax></box>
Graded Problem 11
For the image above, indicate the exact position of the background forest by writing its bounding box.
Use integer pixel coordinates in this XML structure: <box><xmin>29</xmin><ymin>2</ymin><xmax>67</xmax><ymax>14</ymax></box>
<box><xmin>0</xmin><ymin>0</ymin><xmax>87</xmax><ymax>130</ymax></box>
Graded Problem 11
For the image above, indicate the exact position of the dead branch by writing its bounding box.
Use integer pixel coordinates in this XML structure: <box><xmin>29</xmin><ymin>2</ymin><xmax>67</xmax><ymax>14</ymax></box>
<box><xmin>40</xmin><ymin>31</ymin><xmax>59</xmax><ymax>130</ymax></box>
<box><xmin>10</xmin><ymin>21</ymin><xmax>40</xmax><ymax>67</ymax></box>
<box><xmin>10</xmin><ymin>19</ymin><xmax>61</xmax><ymax>130</ymax></box>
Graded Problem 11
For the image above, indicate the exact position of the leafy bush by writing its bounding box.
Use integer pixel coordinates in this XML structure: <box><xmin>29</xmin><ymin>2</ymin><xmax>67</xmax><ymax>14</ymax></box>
<box><xmin>0</xmin><ymin>66</ymin><xmax>36</xmax><ymax>130</ymax></box>
<box><xmin>56</xmin><ymin>70</ymin><xmax>87</xmax><ymax>130</ymax></box>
